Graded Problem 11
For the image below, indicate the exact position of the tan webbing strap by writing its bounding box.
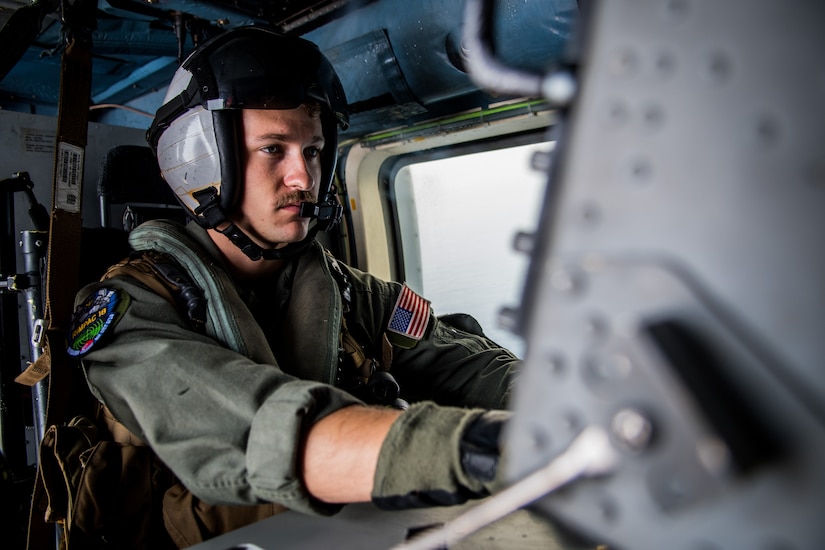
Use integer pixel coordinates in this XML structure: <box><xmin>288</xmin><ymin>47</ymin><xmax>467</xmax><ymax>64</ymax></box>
<box><xmin>44</xmin><ymin>30</ymin><xmax>94</xmax><ymax>454</ymax></box>
<box><xmin>44</xmin><ymin>19</ymin><xmax>94</xmax><ymax>429</ymax></box>
<box><xmin>27</xmin><ymin>28</ymin><xmax>94</xmax><ymax>550</ymax></box>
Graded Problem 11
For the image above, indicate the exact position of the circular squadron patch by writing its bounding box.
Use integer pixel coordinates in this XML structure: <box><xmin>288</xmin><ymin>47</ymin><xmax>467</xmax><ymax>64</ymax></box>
<box><xmin>67</xmin><ymin>288</ymin><xmax>131</xmax><ymax>357</ymax></box>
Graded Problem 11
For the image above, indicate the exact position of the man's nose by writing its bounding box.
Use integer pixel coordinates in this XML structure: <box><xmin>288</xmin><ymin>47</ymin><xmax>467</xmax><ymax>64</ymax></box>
<box><xmin>283</xmin><ymin>152</ymin><xmax>314</xmax><ymax>190</ymax></box>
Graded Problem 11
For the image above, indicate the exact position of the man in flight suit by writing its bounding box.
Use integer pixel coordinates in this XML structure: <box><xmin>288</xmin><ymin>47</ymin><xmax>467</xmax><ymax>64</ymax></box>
<box><xmin>68</xmin><ymin>26</ymin><xmax>517</xmax><ymax>546</ymax></box>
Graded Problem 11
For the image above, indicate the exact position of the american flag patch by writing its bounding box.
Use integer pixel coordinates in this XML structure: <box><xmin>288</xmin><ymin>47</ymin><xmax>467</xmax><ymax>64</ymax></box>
<box><xmin>387</xmin><ymin>284</ymin><xmax>431</xmax><ymax>341</ymax></box>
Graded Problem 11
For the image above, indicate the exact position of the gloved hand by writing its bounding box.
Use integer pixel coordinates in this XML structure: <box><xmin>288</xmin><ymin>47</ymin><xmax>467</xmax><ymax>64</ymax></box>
<box><xmin>371</xmin><ymin>401</ymin><xmax>509</xmax><ymax>510</ymax></box>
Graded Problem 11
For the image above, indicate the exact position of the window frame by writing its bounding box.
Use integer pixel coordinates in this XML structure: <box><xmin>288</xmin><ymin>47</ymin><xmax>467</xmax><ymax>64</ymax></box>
<box><xmin>378</xmin><ymin>129</ymin><xmax>550</xmax><ymax>283</ymax></box>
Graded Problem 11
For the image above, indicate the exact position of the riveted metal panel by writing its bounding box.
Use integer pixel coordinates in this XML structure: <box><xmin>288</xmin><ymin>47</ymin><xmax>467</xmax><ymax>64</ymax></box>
<box><xmin>508</xmin><ymin>1</ymin><xmax>825</xmax><ymax>548</ymax></box>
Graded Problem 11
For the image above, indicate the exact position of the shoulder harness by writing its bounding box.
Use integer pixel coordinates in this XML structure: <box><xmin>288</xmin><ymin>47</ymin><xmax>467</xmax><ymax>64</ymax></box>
<box><xmin>102</xmin><ymin>250</ymin><xmax>207</xmax><ymax>334</ymax></box>
<box><xmin>325</xmin><ymin>250</ymin><xmax>408</xmax><ymax>409</ymax></box>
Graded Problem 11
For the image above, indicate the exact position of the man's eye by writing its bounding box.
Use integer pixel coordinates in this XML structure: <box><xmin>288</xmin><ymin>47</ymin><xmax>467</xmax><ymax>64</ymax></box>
<box><xmin>261</xmin><ymin>145</ymin><xmax>281</xmax><ymax>154</ymax></box>
<box><xmin>305</xmin><ymin>147</ymin><xmax>321</xmax><ymax>159</ymax></box>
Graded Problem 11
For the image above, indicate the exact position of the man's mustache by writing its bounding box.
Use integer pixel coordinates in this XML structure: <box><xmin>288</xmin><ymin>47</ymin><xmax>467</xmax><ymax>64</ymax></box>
<box><xmin>276</xmin><ymin>190</ymin><xmax>317</xmax><ymax>208</ymax></box>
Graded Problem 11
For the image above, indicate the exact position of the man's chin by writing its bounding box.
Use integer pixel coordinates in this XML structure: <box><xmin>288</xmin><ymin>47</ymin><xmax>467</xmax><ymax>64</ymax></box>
<box><xmin>269</xmin><ymin>229</ymin><xmax>310</xmax><ymax>249</ymax></box>
<box><xmin>231</xmin><ymin>218</ymin><xmax>310</xmax><ymax>250</ymax></box>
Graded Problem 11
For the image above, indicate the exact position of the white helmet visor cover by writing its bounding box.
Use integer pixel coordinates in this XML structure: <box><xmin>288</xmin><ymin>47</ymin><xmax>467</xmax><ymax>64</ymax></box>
<box><xmin>155</xmin><ymin>105</ymin><xmax>221</xmax><ymax>216</ymax></box>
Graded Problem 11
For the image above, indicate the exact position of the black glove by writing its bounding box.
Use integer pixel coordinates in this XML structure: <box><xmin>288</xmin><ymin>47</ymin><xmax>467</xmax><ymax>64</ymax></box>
<box><xmin>371</xmin><ymin>402</ymin><xmax>509</xmax><ymax>510</ymax></box>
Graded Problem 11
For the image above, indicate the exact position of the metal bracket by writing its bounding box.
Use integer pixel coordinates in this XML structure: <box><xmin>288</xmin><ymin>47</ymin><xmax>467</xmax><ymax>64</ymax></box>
<box><xmin>31</xmin><ymin>318</ymin><xmax>45</xmax><ymax>350</ymax></box>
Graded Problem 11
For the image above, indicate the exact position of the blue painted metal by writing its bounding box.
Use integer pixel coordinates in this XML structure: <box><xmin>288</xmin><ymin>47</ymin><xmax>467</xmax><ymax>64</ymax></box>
<box><xmin>92</xmin><ymin>56</ymin><xmax>177</xmax><ymax>103</ymax></box>
<box><xmin>0</xmin><ymin>0</ymin><xmax>577</xmax><ymax>133</ymax></box>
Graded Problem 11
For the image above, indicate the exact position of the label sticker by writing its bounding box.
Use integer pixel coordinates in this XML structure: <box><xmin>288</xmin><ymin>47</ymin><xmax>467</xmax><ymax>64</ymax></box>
<box><xmin>67</xmin><ymin>288</ymin><xmax>130</xmax><ymax>357</ymax></box>
<box><xmin>56</xmin><ymin>141</ymin><xmax>83</xmax><ymax>213</ymax></box>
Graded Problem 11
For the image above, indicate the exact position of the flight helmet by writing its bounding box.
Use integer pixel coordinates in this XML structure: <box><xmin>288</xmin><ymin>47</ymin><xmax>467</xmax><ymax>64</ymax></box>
<box><xmin>146</xmin><ymin>26</ymin><xmax>349</xmax><ymax>260</ymax></box>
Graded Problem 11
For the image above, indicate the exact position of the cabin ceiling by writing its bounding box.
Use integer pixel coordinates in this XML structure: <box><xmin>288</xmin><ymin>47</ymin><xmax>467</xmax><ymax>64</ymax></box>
<box><xmin>0</xmin><ymin>0</ymin><xmax>577</xmax><ymax>136</ymax></box>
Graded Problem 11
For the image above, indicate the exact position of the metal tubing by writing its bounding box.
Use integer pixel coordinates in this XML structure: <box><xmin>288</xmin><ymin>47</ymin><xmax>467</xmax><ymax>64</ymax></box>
<box><xmin>20</xmin><ymin>230</ymin><xmax>48</xmax><ymax>448</ymax></box>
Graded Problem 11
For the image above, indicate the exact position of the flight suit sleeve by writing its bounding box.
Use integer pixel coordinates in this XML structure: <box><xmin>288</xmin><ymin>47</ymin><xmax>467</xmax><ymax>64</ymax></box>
<box><xmin>341</xmin><ymin>265</ymin><xmax>519</xmax><ymax>410</ymax></box>
<box><xmin>390</xmin><ymin>311</ymin><xmax>519</xmax><ymax>410</ymax></box>
<box><xmin>74</xmin><ymin>276</ymin><xmax>361</xmax><ymax>516</ymax></box>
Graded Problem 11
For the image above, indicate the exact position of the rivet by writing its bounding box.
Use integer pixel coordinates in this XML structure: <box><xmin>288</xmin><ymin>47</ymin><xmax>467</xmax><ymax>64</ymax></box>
<box><xmin>665</xmin><ymin>475</ymin><xmax>688</xmax><ymax>501</ymax></box>
<box><xmin>529</xmin><ymin>424</ymin><xmax>551</xmax><ymax>450</ymax></box>
<box><xmin>654</xmin><ymin>51</ymin><xmax>677</xmax><ymax>77</ymax></box>
<box><xmin>579</xmin><ymin>202</ymin><xmax>601</xmax><ymax>226</ymax></box>
<box><xmin>703</xmin><ymin>51</ymin><xmax>733</xmax><ymax>84</ymax></box>
<box><xmin>598</xmin><ymin>496</ymin><xmax>619</xmax><ymax>523</ymax></box>
<box><xmin>628</xmin><ymin>157</ymin><xmax>653</xmax><ymax>183</ymax></box>
<box><xmin>611</xmin><ymin>408</ymin><xmax>654</xmax><ymax>451</ymax></box>
<box><xmin>642</xmin><ymin>103</ymin><xmax>665</xmax><ymax>130</ymax></box>
<box><xmin>609</xmin><ymin>49</ymin><xmax>639</xmax><ymax>77</ymax></box>
<box><xmin>550</xmin><ymin>267</ymin><xmax>585</xmax><ymax>294</ymax></box>
<box><xmin>602</xmin><ymin>100</ymin><xmax>629</xmax><ymax>128</ymax></box>
<box><xmin>585</xmin><ymin>315</ymin><xmax>609</xmax><ymax>339</ymax></box>
<box><xmin>561</xmin><ymin>410</ymin><xmax>582</xmax><ymax>432</ymax></box>
<box><xmin>750</xmin><ymin>114</ymin><xmax>781</xmax><ymax>147</ymax></box>
<box><xmin>546</xmin><ymin>353</ymin><xmax>566</xmax><ymax>376</ymax></box>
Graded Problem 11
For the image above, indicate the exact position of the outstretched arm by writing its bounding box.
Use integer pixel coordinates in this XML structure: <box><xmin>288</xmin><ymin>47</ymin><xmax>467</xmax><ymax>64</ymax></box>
<box><xmin>301</xmin><ymin>405</ymin><xmax>403</xmax><ymax>503</ymax></box>
<box><xmin>301</xmin><ymin>402</ymin><xmax>509</xmax><ymax>510</ymax></box>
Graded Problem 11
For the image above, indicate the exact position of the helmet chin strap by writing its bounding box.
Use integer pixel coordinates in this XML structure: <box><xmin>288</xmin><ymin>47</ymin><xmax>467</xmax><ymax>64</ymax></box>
<box><xmin>217</xmin><ymin>221</ymin><xmax>316</xmax><ymax>261</ymax></box>
<box><xmin>193</xmin><ymin>187</ymin><xmax>341</xmax><ymax>262</ymax></box>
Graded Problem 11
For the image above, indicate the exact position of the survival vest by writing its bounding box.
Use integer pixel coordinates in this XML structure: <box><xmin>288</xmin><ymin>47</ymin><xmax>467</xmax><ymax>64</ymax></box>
<box><xmin>32</xmin><ymin>249</ymin><xmax>286</xmax><ymax>549</ymax></box>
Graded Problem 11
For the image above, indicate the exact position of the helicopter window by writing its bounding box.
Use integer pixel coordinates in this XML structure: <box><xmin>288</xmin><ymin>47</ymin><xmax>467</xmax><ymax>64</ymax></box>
<box><xmin>391</xmin><ymin>141</ymin><xmax>553</xmax><ymax>358</ymax></box>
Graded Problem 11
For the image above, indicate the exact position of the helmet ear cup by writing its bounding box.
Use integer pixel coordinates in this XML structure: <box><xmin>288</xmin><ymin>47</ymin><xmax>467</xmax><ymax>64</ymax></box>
<box><xmin>155</xmin><ymin>106</ymin><xmax>222</xmax><ymax>227</ymax></box>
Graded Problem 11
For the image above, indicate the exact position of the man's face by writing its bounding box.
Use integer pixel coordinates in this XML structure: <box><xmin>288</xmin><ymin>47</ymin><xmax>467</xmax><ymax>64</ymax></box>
<box><xmin>230</xmin><ymin>107</ymin><xmax>325</xmax><ymax>248</ymax></box>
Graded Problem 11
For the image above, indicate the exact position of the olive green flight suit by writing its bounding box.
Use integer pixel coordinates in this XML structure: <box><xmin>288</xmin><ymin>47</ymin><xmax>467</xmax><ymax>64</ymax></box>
<box><xmin>74</xmin><ymin>219</ymin><xmax>518</xmax><ymax>542</ymax></box>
